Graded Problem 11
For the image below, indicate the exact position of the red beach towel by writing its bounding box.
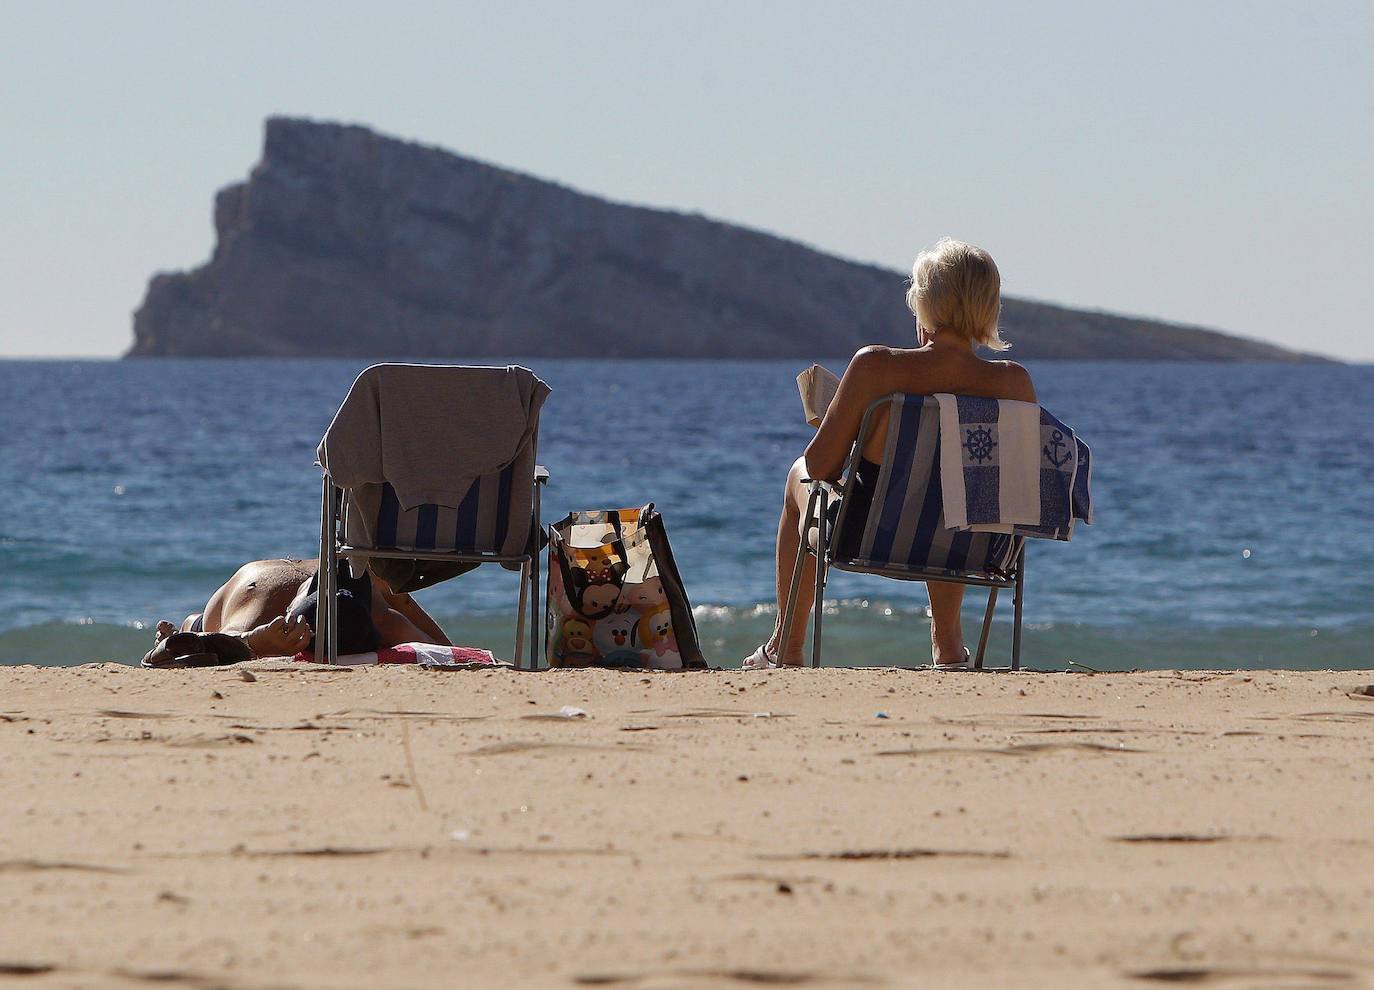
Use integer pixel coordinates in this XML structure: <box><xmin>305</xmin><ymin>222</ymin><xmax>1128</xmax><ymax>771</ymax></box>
<box><xmin>291</xmin><ymin>644</ymin><xmax>498</xmax><ymax>666</ymax></box>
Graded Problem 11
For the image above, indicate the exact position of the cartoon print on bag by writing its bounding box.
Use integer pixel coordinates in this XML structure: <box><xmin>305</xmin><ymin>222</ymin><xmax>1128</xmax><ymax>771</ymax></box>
<box><xmin>593</xmin><ymin>613</ymin><xmax>638</xmax><ymax>657</ymax></box>
<box><xmin>638</xmin><ymin>607</ymin><xmax>673</xmax><ymax>652</ymax></box>
<box><xmin>565</xmin><ymin>568</ymin><xmax>592</xmax><ymax>615</ymax></box>
<box><xmin>578</xmin><ymin>544</ymin><xmax>620</xmax><ymax>584</ymax></box>
<box><xmin>566</xmin><ymin>558</ymin><xmax>629</xmax><ymax>619</ymax></box>
<box><xmin>596</xmin><ymin>612</ymin><xmax>642</xmax><ymax>666</ymax></box>
<box><xmin>623</xmin><ymin>576</ymin><xmax>666</xmax><ymax>612</ymax></box>
<box><xmin>577</xmin><ymin>581</ymin><xmax>622</xmax><ymax>620</ymax></box>
<box><xmin>557</xmin><ymin>618</ymin><xmax>595</xmax><ymax>660</ymax></box>
<box><xmin>648</xmin><ymin>643</ymin><xmax>681</xmax><ymax>670</ymax></box>
<box><xmin>637</xmin><ymin>606</ymin><xmax>681</xmax><ymax>669</ymax></box>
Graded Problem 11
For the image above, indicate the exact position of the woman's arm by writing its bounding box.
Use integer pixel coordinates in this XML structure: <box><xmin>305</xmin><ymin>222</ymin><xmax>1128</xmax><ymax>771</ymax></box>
<box><xmin>803</xmin><ymin>347</ymin><xmax>889</xmax><ymax>481</ymax></box>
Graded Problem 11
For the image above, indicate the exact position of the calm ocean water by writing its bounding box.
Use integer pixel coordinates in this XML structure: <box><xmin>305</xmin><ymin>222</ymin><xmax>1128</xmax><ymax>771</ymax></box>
<box><xmin>1</xmin><ymin>359</ymin><xmax>1371</xmax><ymax>670</ymax></box>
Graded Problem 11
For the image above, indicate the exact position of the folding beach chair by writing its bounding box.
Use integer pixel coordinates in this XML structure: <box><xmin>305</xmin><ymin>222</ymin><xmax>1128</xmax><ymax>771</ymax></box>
<box><xmin>315</xmin><ymin>364</ymin><xmax>550</xmax><ymax>668</ymax></box>
<box><xmin>781</xmin><ymin>394</ymin><xmax>1028</xmax><ymax>670</ymax></box>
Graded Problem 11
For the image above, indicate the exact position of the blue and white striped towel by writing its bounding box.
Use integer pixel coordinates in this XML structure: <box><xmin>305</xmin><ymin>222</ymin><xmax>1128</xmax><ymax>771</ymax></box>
<box><xmin>936</xmin><ymin>394</ymin><xmax>1092</xmax><ymax>541</ymax></box>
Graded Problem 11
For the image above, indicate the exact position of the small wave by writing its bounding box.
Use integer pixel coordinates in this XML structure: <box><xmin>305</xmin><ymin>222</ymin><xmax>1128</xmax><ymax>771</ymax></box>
<box><xmin>692</xmin><ymin>599</ymin><xmax>929</xmax><ymax>621</ymax></box>
<box><xmin>0</xmin><ymin>621</ymin><xmax>155</xmax><ymax>667</ymax></box>
<box><xmin>5</xmin><ymin>603</ymin><xmax>1372</xmax><ymax>671</ymax></box>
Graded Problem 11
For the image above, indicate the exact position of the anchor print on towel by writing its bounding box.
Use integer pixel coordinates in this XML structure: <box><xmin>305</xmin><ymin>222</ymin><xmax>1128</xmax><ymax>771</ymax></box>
<box><xmin>962</xmin><ymin>425</ymin><xmax>998</xmax><ymax>464</ymax></box>
<box><xmin>1043</xmin><ymin>429</ymin><xmax>1072</xmax><ymax>468</ymax></box>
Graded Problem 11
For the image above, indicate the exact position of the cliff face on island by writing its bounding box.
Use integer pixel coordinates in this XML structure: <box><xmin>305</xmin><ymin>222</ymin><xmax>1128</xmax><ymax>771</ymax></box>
<box><xmin>129</xmin><ymin>117</ymin><xmax>1314</xmax><ymax>361</ymax></box>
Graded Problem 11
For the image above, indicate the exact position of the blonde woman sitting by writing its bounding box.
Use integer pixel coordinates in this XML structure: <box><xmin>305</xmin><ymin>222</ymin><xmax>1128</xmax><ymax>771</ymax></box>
<box><xmin>744</xmin><ymin>238</ymin><xmax>1037</xmax><ymax>670</ymax></box>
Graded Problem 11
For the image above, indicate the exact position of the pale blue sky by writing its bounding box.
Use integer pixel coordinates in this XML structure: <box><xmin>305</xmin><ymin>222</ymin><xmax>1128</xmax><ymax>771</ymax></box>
<box><xmin>2</xmin><ymin>1</ymin><xmax>1370</xmax><ymax>359</ymax></box>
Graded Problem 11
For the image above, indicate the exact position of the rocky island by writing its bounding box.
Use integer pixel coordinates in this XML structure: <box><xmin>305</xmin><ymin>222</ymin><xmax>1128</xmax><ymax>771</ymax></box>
<box><xmin>129</xmin><ymin>118</ymin><xmax>1314</xmax><ymax>361</ymax></box>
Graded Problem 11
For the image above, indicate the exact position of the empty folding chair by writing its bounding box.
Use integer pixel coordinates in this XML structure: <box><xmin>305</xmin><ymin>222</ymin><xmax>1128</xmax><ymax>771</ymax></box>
<box><xmin>315</xmin><ymin>363</ymin><xmax>551</xmax><ymax>667</ymax></box>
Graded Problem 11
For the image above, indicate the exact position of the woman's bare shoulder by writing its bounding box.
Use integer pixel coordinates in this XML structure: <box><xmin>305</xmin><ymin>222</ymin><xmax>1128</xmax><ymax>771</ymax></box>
<box><xmin>845</xmin><ymin>344</ymin><xmax>911</xmax><ymax>383</ymax></box>
<box><xmin>991</xmin><ymin>359</ymin><xmax>1037</xmax><ymax>402</ymax></box>
<box><xmin>850</xmin><ymin>343</ymin><xmax>907</xmax><ymax>364</ymax></box>
<box><xmin>851</xmin><ymin>344</ymin><xmax>930</xmax><ymax>372</ymax></box>
<box><xmin>850</xmin><ymin>344</ymin><xmax>936</xmax><ymax>389</ymax></box>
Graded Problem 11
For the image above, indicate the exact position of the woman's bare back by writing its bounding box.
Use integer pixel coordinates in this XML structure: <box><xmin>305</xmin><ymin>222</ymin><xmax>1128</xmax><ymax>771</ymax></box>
<box><xmin>804</xmin><ymin>342</ymin><xmax>1036</xmax><ymax>479</ymax></box>
<box><xmin>199</xmin><ymin>559</ymin><xmax>315</xmax><ymax>633</ymax></box>
<box><xmin>855</xmin><ymin>346</ymin><xmax>1036</xmax><ymax>463</ymax></box>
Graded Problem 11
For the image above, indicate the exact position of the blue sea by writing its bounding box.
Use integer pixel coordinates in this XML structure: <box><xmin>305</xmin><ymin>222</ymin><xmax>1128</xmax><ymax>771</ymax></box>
<box><xmin>1</xmin><ymin>359</ymin><xmax>1371</xmax><ymax>670</ymax></box>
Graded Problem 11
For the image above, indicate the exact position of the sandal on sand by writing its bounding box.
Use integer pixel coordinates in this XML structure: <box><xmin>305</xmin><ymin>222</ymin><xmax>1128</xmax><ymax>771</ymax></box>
<box><xmin>933</xmin><ymin>647</ymin><xmax>972</xmax><ymax>672</ymax></box>
<box><xmin>141</xmin><ymin>632</ymin><xmax>253</xmax><ymax>669</ymax></box>
<box><xmin>742</xmin><ymin>644</ymin><xmax>780</xmax><ymax>671</ymax></box>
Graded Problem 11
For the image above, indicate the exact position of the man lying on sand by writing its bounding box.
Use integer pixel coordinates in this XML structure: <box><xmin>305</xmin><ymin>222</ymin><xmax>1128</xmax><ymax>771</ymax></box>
<box><xmin>143</xmin><ymin>558</ymin><xmax>451</xmax><ymax>667</ymax></box>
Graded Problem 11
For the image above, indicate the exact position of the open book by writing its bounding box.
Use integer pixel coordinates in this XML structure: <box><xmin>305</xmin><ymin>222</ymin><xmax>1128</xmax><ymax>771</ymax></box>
<box><xmin>796</xmin><ymin>364</ymin><xmax>841</xmax><ymax>428</ymax></box>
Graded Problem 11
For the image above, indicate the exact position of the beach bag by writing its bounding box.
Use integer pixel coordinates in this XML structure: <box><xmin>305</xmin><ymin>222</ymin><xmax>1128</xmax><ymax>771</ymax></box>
<box><xmin>546</xmin><ymin>505</ymin><xmax>706</xmax><ymax>669</ymax></box>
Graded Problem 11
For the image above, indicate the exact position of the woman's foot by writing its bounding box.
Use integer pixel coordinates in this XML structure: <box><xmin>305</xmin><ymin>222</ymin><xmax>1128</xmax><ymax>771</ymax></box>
<box><xmin>930</xmin><ymin>613</ymin><xmax>968</xmax><ymax>668</ymax></box>
<box><xmin>742</xmin><ymin>643</ymin><xmax>780</xmax><ymax>670</ymax></box>
<box><xmin>742</xmin><ymin>641</ymin><xmax>807</xmax><ymax>670</ymax></box>
<box><xmin>933</xmin><ymin>647</ymin><xmax>972</xmax><ymax>671</ymax></box>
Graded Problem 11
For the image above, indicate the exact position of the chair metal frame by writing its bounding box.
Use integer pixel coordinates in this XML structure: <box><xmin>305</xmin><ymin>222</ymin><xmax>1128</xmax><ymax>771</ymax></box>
<box><xmin>316</xmin><ymin>465</ymin><xmax>549</xmax><ymax>669</ymax></box>
<box><xmin>780</xmin><ymin>394</ymin><xmax>1027</xmax><ymax>671</ymax></box>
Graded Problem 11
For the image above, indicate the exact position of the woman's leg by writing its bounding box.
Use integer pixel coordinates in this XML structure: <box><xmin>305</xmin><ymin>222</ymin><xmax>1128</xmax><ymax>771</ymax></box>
<box><xmin>372</xmin><ymin>575</ymin><xmax>452</xmax><ymax>646</ymax></box>
<box><xmin>766</xmin><ymin>457</ymin><xmax>815</xmax><ymax>665</ymax></box>
<box><xmin>926</xmin><ymin>581</ymin><xmax>966</xmax><ymax>663</ymax></box>
<box><xmin>372</xmin><ymin>606</ymin><xmax>432</xmax><ymax>649</ymax></box>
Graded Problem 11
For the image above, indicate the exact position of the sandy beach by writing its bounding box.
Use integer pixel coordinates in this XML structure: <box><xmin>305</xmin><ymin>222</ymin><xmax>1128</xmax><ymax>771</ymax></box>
<box><xmin>2</xmin><ymin>663</ymin><xmax>1373</xmax><ymax>989</ymax></box>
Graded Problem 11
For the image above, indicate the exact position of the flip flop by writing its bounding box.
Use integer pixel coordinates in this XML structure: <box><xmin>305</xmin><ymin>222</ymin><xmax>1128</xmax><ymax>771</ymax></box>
<box><xmin>742</xmin><ymin>644</ymin><xmax>780</xmax><ymax>670</ymax></box>
<box><xmin>933</xmin><ymin>647</ymin><xmax>972</xmax><ymax>671</ymax></box>
<box><xmin>141</xmin><ymin>632</ymin><xmax>253</xmax><ymax>669</ymax></box>
<box><xmin>146</xmin><ymin>652</ymin><xmax>223</xmax><ymax>669</ymax></box>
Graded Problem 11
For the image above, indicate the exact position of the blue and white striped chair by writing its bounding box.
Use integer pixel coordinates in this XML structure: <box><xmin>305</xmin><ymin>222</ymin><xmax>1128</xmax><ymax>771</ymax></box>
<box><xmin>782</xmin><ymin>394</ymin><xmax>1027</xmax><ymax>670</ymax></box>
<box><xmin>316</xmin><ymin>365</ymin><xmax>550</xmax><ymax>668</ymax></box>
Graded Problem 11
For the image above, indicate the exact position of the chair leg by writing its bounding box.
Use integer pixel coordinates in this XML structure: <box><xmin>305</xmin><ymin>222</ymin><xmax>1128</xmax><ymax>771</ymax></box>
<box><xmin>316</xmin><ymin>477</ymin><xmax>331</xmax><ymax>663</ymax></box>
<box><xmin>327</xmin><ymin>502</ymin><xmax>338</xmax><ymax>664</ymax></box>
<box><xmin>974</xmin><ymin>587</ymin><xmax>998</xmax><ymax>671</ymax></box>
<box><xmin>1011</xmin><ymin>547</ymin><xmax>1025</xmax><ymax>672</ymax></box>
<box><xmin>326</xmin><ymin>487</ymin><xmax>340</xmax><ymax>666</ymax></box>
<box><xmin>811</xmin><ymin>488</ymin><xmax>829</xmax><ymax>669</ymax></box>
<box><xmin>530</xmin><ymin>540</ymin><xmax>542</xmax><ymax>672</ymax></box>
<box><xmin>531</xmin><ymin>491</ymin><xmax>542</xmax><ymax>671</ymax></box>
<box><xmin>779</xmin><ymin>487</ymin><xmax>818</xmax><ymax>667</ymax></box>
<box><xmin>514</xmin><ymin>560</ymin><xmax>529</xmax><ymax>669</ymax></box>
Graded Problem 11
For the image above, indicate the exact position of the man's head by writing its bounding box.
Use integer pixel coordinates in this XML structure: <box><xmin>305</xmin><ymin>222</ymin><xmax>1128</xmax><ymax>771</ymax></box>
<box><xmin>287</xmin><ymin>588</ymin><xmax>380</xmax><ymax>655</ymax></box>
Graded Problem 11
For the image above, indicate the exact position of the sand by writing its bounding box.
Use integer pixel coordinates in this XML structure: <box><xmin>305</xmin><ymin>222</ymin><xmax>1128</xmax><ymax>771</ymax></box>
<box><xmin>2</xmin><ymin>663</ymin><xmax>1373</xmax><ymax>989</ymax></box>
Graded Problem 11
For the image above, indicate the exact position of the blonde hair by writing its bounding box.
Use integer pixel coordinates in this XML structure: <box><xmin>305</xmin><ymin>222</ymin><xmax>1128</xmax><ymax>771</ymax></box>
<box><xmin>906</xmin><ymin>238</ymin><xmax>1008</xmax><ymax>351</ymax></box>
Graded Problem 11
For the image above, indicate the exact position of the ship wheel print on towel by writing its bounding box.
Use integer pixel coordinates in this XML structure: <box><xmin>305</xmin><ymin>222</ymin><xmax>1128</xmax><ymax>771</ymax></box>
<box><xmin>963</xmin><ymin>425</ymin><xmax>998</xmax><ymax>464</ymax></box>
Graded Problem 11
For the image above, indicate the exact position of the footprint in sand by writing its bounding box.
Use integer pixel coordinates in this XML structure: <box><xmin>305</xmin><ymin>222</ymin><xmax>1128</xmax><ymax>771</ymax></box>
<box><xmin>1128</xmin><ymin>965</ymin><xmax>1356</xmax><ymax>985</ymax></box>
